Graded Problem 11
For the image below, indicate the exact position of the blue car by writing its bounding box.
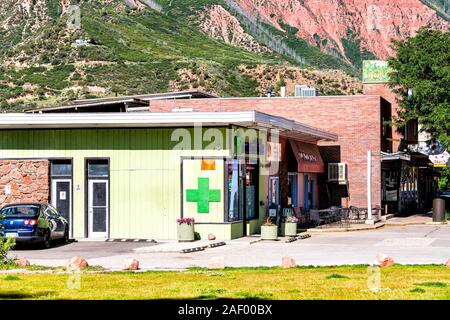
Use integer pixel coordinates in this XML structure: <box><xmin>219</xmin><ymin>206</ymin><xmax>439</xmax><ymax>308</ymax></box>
<box><xmin>0</xmin><ymin>203</ymin><xmax>69</xmax><ymax>249</ymax></box>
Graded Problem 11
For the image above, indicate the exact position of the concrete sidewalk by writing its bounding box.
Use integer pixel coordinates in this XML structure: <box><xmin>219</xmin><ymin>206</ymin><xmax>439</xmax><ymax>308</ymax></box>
<box><xmin>9</xmin><ymin>224</ymin><xmax>450</xmax><ymax>271</ymax></box>
<box><xmin>385</xmin><ymin>214</ymin><xmax>446</xmax><ymax>226</ymax></box>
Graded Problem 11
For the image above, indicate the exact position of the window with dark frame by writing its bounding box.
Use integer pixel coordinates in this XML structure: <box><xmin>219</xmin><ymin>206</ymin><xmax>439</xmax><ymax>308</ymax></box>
<box><xmin>87</xmin><ymin>159</ymin><xmax>109</xmax><ymax>179</ymax></box>
<box><xmin>50</xmin><ymin>159</ymin><xmax>72</xmax><ymax>177</ymax></box>
<box><xmin>226</xmin><ymin>160</ymin><xmax>259</xmax><ymax>222</ymax></box>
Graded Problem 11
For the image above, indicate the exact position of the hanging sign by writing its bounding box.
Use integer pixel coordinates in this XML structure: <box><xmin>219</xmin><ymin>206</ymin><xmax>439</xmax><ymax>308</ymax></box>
<box><xmin>429</xmin><ymin>151</ymin><xmax>450</xmax><ymax>168</ymax></box>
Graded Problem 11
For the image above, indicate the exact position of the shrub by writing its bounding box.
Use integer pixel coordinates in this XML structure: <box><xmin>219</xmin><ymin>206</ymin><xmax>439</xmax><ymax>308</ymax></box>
<box><xmin>0</xmin><ymin>238</ymin><xmax>15</xmax><ymax>263</ymax></box>
<box><xmin>0</xmin><ymin>212</ymin><xmax>16</xmax><ymax>263</ymax></box>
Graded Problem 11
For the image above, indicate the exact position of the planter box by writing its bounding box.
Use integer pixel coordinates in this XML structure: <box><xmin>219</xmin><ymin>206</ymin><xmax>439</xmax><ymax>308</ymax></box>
<box><xmin>283</xmin><ymin>222</ymin><xmax>298</xmax><ymax>237</ymax></box>
<box><xmin>261</xmin><ymin>225</ymin><xmax>278</xmax><ymax>240</ymax></box>
<box><xmin>177</xmin><ymin>223</ymin><xmax>195</xmax><ymax>242</ymax></box>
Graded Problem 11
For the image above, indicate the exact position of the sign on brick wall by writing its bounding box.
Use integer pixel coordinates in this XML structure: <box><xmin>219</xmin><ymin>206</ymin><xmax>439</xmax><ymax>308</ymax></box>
<box><xmin>363</xmin><ymin>60</ymin><xmax>391</xmax><ymax>83</ymax></box>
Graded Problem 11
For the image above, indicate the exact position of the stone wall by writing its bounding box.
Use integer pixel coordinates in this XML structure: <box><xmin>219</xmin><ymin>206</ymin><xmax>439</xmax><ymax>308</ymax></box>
<box><xmin>0</xmin><ymin>160</ymin><xmax>50</xmax><ymax>207</ymax></box>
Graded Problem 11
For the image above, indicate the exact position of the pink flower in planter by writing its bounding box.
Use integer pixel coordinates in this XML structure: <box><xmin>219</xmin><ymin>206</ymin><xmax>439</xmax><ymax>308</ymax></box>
<box><xmin>177</xmin><ymin>218</ymin><xmax>195</xmax><ymax>225</ymax></box>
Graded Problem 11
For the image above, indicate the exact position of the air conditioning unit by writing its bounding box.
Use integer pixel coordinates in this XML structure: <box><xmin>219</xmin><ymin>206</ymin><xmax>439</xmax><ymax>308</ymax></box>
<box><xmin>328</xmin><ymin>163</ymin><xmax>348</xmax><ymax>184</ymax></box>
<box><xmin>295</xmin><ymin>85</ymin><xmax>317</xmax><ymax>97</ymax></box>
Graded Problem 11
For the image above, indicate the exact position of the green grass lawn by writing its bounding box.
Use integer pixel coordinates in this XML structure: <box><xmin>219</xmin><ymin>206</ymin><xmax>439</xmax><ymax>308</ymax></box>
<box><xmin>0</xmin><ymin>265</ymin><xmax>449</xmax><ymax>300</ymax></box>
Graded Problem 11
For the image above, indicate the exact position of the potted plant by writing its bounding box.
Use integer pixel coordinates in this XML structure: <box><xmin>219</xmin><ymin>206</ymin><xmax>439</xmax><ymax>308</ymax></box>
<box><xmin>261</xmin><ymin>218</ymin><xmax>278</xmax><ymax>240</ymax></box>
<box><xmin>176</xmin><ymin>218</ymin><xmax>195</xmax><ymax>242</ymax></box>
<box><xmin>283</xmin><ymin>215</ymin><xmax>298</xmax><ymax>236</ymax></box>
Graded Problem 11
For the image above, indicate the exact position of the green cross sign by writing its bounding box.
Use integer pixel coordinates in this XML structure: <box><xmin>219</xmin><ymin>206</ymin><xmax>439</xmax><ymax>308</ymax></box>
<box><xmin>186</xmin><ymin>177</ymin><xmax>221</xmax><ymax>213</ymax></box>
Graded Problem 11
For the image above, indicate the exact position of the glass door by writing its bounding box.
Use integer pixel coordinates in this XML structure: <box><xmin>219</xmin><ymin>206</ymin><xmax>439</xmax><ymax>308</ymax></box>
<box><xmin>88</xmin><ymin>180</ymin><xmax>109</xmax><ymax>238</ymax></box>
<box><xmin>51</xmin><ymin>179</ymin><xmax>72</xmax><ymax>234</ymax></box>
<box><xmin>269</xmin><ymin>176</ymin><xmax>280</xmax><ymax>207</ymax></box>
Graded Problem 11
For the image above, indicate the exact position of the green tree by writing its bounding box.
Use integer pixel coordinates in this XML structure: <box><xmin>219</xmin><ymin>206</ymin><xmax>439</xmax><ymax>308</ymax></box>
<box><xmin>0</xmin><ymin>210</ymin><xmax>15</xmax><ymax>263</ymax></box>
<box><xmin>438</xmin><ymin>167</ymin><xmax>450</xmax><ymax>192</ymax></box>
<box><xmin>388</xmin><ymin>28</ymin><xmax>450</xmax><ymax>148</ymax></box>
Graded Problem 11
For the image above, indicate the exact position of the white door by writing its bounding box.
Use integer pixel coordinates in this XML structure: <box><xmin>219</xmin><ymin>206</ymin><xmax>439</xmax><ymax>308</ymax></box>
<box><xmin>88</xmin><ymin>180</ymin><xmax>109</xmax><ymax>238</ymax></box>
<box><xmin>51</xmin><ymin>179</ymin><xmax>72</xmax><ymax>237</ymax></box>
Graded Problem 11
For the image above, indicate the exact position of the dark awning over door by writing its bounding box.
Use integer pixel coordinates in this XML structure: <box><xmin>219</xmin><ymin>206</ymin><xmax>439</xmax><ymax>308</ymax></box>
<box><xmin>289</xmin><ymin>140</ymin><xmax>325</xmax><ymax>173</ymax></box>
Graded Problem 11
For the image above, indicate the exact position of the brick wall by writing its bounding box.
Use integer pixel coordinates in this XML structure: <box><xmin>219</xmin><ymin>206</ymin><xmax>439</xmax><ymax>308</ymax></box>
<box><xmin>363</xmin><ymin>83</ymin><xmax>402</xmax><ymax>151</ymax></box>
<box><xmin>150</xmin><ymin>95</ymin><xmax>384</xmax><ymax>208</ymax></box>
<box><xmin>0</xmin><ymin>160</ymin><xmax>50</xmax><ymax>207</ymax></box>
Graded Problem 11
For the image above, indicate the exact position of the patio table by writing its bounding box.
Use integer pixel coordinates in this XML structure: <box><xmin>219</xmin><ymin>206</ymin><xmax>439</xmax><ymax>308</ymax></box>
<box><xmin>317</xmin><ymin>209</ymin><xmax>339</xmax><ymax>225</ymax></box>
<box><xmin>357</xmin><ymin>207</ymin><xmax>383</xmax><ymax>220</ymax></box>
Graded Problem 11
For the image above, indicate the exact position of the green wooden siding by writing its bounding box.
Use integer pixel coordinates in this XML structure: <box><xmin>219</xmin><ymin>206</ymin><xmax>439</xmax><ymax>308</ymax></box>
<box><xmin>0</xmin><ymin>128</ymin><xmax>230</xmax><ymax>239</ymax></box>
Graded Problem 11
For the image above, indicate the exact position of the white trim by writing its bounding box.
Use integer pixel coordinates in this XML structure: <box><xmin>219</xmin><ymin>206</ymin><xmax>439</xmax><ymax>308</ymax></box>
<box><xmin>0</xmin><ymin>111</ymin><xmax>337</xmax><ymax>142</ymax></box>
<box><xmin>88</xmin><ymin>179</ymin><xmax>109</xmax><ymax>239</ymax></box>
<box><xmin>51</xmin><ymin>179</ymin><xmax>72</xmax><ymax>238</ymax></box>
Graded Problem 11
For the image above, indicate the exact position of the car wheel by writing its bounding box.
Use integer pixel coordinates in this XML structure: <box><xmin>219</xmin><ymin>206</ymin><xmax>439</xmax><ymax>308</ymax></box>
<box><xmin>42</xmin><ymin>230</ymin><xmax>51</xmax><ymax>249</ymax></box>
<box><xmin>63</xmin><ymin>227</ymin><xmax>69</xmax><ymax>243</ymax></box>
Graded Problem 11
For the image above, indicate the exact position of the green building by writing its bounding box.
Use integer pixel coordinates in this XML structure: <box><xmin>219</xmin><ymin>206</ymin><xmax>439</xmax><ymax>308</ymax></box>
<box><xmin>0</xmin><ymin>111</ymin><xmax>336</xmax><ymax>240</ymax></box>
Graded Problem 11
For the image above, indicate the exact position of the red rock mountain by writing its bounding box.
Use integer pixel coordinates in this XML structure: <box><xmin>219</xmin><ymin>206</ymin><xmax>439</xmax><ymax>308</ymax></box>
<box><xmin>236</xmin><ymin>0</ymin><xmax>449</xmax><ymax>62</ymax></box>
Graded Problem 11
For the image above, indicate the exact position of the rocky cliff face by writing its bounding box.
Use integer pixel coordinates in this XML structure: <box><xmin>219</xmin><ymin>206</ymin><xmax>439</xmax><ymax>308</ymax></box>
<box><xmin>198</xmin><ymin>5</ymin><xmax>271</xmax><ymax>53</ymax></box>
<box><xmin>236</xmin><ymin>0</ymin><xmax>449</xmax><ymax>62</ymax></box>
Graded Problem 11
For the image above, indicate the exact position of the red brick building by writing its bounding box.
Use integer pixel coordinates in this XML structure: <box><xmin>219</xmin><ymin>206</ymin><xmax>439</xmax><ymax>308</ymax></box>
<box><xmin>149</xmin><ymin>95</ymin><xmax>390</xmax><ymax>211</ymax></box>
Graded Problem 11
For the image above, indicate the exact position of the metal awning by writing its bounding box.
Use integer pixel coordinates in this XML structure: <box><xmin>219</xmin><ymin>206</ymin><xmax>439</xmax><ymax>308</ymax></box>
<box><xmin>380</xmin><ymin>151</ymin><xmax>411</xmax><ymax>161</ymax></box>
<box><xmin>0</xmin><ymin>111</ymin><xmax>338</xmax><ymax>143</ymax></box>
<box><xmin>289</xmin><ymin>140</ymin><xmax>325</xmax><ymax>173</ymax></box>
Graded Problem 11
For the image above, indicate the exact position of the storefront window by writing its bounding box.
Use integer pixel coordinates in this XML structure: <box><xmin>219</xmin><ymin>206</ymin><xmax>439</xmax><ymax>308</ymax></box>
<box><xmin>288</xmin><ymin>173</ymin><xmax>298</xmax><ymax>208</ymax></box>
<box><xmin>269</xmin><ymin>176</ymin><xmax>280</xmax><ymax>207</ymax></box>
<box><xmin>245</xmin><ymin>164</ymin><xmax>258</xmax><ymax>219</ymax></box>
<box><xmin>227</xmin><ymin>160</ymin><xmax>259</xmax><ymax>221</ymax></box>
<box><xmin>51</xmin><ymin>160</ymin><xmax>72</xmax><ymax>177</ymax></box>
<box><xmin>303</xmin><ymin>174</ymin><xmax>315</xmax><ymax>211</ymax></box>
<box><xmin>228</xmin><ymin>160</ymin><xmax>242</xmax><ymax>222</ymax></box>
<box><xmin>88</xmin><ymin>161</ymin><xmax>109</xmax><ymax>178</ymax></box>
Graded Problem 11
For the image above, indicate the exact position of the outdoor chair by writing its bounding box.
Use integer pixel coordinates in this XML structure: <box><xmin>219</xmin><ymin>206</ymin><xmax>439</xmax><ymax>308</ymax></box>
<box><xmin>329</xmin><ymin>206</ymin><xmax>341</xmax><ymax>223</ymax></box>
<box><xmin>349</xmin><ymin>206</ymin><xmax>363</xmax><ymax>221</ymax></box>
<box><xmin>309</xmin><ymin>209</ymin><xmax>323</xmax><ymax>227</ymax></box>
<box><xmin>338</xmin><ymin>207</ymin><xmax>351</xmax><ymax>228</ymax></box>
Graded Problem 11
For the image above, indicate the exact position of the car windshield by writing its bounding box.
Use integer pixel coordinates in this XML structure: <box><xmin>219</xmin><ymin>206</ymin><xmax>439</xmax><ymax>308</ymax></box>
<box><xmin>0</xmin><ymin>205</ymin><xmax>40</xmax><ymax>218</ymax></box>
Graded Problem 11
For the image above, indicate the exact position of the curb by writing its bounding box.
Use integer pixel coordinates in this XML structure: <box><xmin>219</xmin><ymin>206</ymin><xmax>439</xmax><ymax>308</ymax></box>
<box><xmin>385</xmin><ymin>221</ymin><xmax>448</xmax><ymax>227</ymax></box>
<box><xmin>305</xmin><ymin>223</ymin><xmax>385</xmax><ymax>233</ymax></box>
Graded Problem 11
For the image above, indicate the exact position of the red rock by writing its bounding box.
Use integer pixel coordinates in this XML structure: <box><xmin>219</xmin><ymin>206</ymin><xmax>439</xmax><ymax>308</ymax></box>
<box><xmin>444</xmin><ymin>258</ymin><xmax>450</xmax><ymax>267</ymax></box>
<box><xmin>282</xmin><ymin>256</ymin><xmax>296</xmax><ymax>268</ymax></box>
<box><xmin>10</xmin><ymin>170</ymin><xmax>22</xmax><ymax>180</ymax></box>
<box><xmin>22</xmin><ymin>176</ymin><xmax>32</xmax><ymax>185</ymax></box>
<box><xmin>66</xmin><ymin>256</ymin><xmax>89</xmax><ymax>270</ymax></box>
<box><xmin>208</xmin><ymin>233</ymin><xmax>216</xmax><ymax>241</ymax></box>
<box><xmin>199</xmin><ymin>5</ymin><xmax>270</xmax><ymax>54</ymax></box>
<box><xmin>236</xmin><ymin>0</ymin><xmax>448</xmax><ymax>61</ymax></box>
<box><xmin>14</xmin><ymin>257</ymin><xmax>30</xmax><ymax>267</ymax></box>
<box><xmin>123</xmin><ymin>258</ymin><xmax>140</xmax><ymax>270</ymax></box>
<box><xmin>36</xmin><ymin>165</ymin><xmax>47</xmax><ymax>176</ymax></box>
<box><xmin>375</xmin><ymin>254</ymin><xmax>394</xmax><ymax>267</ymax></box>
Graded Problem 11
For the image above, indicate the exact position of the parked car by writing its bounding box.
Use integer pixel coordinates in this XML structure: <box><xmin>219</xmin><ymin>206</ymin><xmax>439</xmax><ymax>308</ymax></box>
<box><xmin>0</xmin><ymin>203</ymin><xmax>69</xmax><ymax>249</ymax></box>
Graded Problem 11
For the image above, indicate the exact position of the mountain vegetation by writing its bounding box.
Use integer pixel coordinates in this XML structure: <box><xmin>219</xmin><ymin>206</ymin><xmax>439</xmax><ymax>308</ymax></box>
<box><xmin>0</xmin><ymin>0</ymin><xmax>447</xmax><ymax>112</ymax></box>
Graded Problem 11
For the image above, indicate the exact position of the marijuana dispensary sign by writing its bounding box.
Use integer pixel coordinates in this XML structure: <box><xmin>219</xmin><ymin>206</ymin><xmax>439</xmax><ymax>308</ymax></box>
<box><xmin>363</xmin><ymin>60</ymin><xmax>390</xmax><ymax>83</ymax></box>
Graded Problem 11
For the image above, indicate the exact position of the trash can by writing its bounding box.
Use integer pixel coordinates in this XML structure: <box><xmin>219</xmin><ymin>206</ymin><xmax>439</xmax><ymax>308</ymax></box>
<box><xmin>432</xmin><ymin>198</ymin><xmax>446</xmax><ymax>222</ymax></box>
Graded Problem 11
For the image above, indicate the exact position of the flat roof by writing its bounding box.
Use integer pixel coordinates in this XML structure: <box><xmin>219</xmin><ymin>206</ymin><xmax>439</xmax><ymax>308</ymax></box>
<box><xmin>25</xmin><ymin>90</ymin><xmax>218</xmax><ymax>113</ymax></box>
<box><xmin>0</xmin><ymin>111</ymin><xmax>337</xmax><ymax>143</ymax></box>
